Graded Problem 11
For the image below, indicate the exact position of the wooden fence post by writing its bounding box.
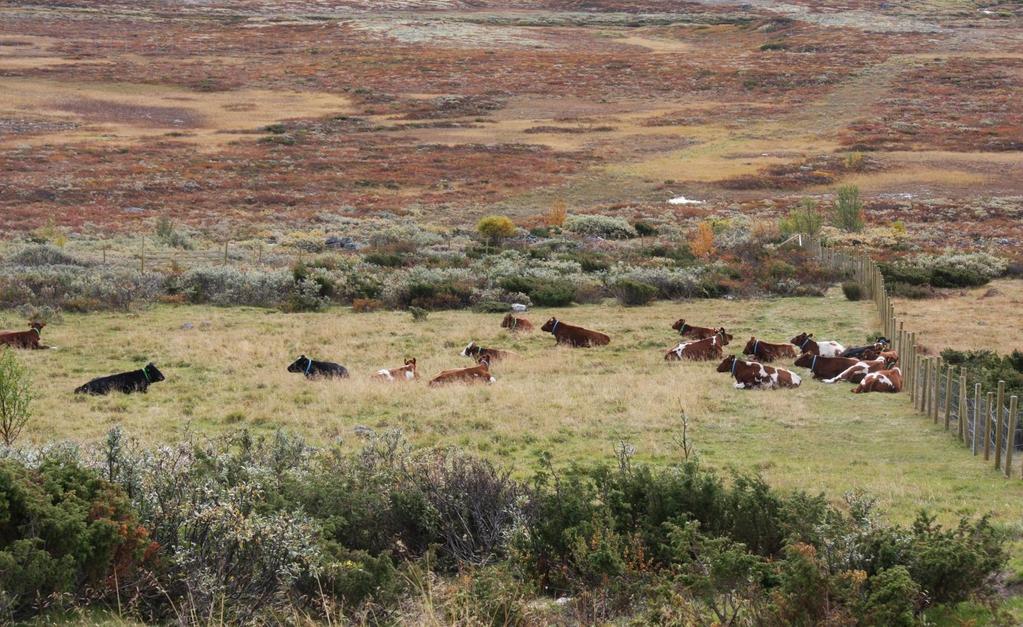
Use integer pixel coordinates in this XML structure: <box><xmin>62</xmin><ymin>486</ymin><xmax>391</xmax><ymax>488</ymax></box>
<box><xmin>140</xmin><ymin>237</ymin><xmax>145</xmax><ymax>274</ymax></box>
<box><xmin>943</xmin><ymin>364</ymin><xmax>953</xmax><ymax>430</ymax></box>
<box><xmin>958</xmin><ymin>368</ymin><xmax>967</xmax><ymax>442</ymax></box>
<box><xmin>972</xmin><ymin>382</ymin><xmax>981</xmax><ymax>455</ymax></box>
<box><xmin>919</xmin><ymin>358</ymin><xmax>929</xmax><ymax>412</ymax></box>
<box><xmin>995</xmin><ymin>381</ymin><xmax>1006</xmax><ymax>470</ymax></box>
<box><xmin>984</xmin><ymin>391</ymin><xmax>994</xmax><ymax>461</ymax></box>
<box><xmin>1006</xmin><ymin>396</ymin><xmax>1018</xmax><ymax>478</ymax></box>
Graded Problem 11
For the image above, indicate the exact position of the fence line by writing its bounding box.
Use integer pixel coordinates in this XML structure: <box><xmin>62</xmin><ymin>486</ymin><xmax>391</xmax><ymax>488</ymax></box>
<box><xmin>804</xmin><ymin>239</ymin><xmax>1022</xmax><ymax>480</ymax></box>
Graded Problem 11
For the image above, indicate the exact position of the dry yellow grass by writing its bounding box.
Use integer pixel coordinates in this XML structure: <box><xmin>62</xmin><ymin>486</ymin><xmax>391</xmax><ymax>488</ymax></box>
<box><xmin>894</xmin><ymin>279</ymin><xmax>1023</xmax><ymax>353</ymax></box>
<box><xmin>7</xmin><ymin>291</ymin><xmax>1023</xmax><ymax>525</ymax></box>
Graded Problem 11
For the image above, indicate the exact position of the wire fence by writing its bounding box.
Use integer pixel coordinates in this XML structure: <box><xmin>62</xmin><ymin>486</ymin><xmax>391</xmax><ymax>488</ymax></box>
<box><xmin>804</xmin><ymin>238</ymin><xmax>1023</xmax><ymax>479</ymax></box>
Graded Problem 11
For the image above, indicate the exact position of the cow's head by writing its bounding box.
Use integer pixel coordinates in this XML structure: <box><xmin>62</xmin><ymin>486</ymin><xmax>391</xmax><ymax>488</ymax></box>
<box><xmin>742</xmin><ymin>337</ymin><xmax>758</xmax><ymax>356</ymax></box>
<box><xmin>540</xmin><ymin>317</ymin><xmax>558</xmax><ymax>333</ymax></box>
<box><xmin>500</xmin><ymin>313</ymin><xmax>515</xmax><ymax>328</ymax></box>
<box><xmin>144</xmin><ymin>362</ymin><xmax>166</xmax><ymax>382</ymax></box>
<box><xmin>717</xmin><ymin>328</ymin><xmax>733</xmax><ymax>345</ymax></box>
<box><xmin>29</xmin><ymin>321</ymin><xmax>46</xmax><ymax>332</ymax></box>
<box><xmin>790</xmin><ymin>332</ymin><xmax>812</xmax><ymax>348</ymax></box>
<box><xmin>404</xmin><ymin>357</ymin><xmax>417</xmax><ymax>369</ymax></box>
<box><xmin>671</xmin><ymin>319</ymin><xmax>686</xmax><ymax>332</ymax></box>
<box><xmin>794</xmin><ymin>352</ymin><xmax>815</xmax><ymax>368</ymax></box>
<box><xmin>716</xmin><ymin>355</ymin><xmax>737</xmax><ymax>373</ymax></box>
<box><xmin>880</xmin><ymin>350</ymin><xmax>899</xmax><ymax>367</ymax></box>
<box><xmin>461</xmin><ymin>342</ymin><xmax>479</xmax><ymax>357</ymax></box>
<box><xmin>287</xmin><ymin>355</ymin><xmax>310</xmax><ymax>373</ymax></box>
<box><xmin>477</xmin><ymin>355</ymin><xmax>492</xmax><ymax>370</ymax></box>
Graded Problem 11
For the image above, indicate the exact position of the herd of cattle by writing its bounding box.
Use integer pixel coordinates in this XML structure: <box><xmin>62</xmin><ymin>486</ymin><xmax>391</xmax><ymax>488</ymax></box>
<box><xmin>0</xmin><ymin>312</ymin><xmax>901</xmax><ymax>395</ymax></box>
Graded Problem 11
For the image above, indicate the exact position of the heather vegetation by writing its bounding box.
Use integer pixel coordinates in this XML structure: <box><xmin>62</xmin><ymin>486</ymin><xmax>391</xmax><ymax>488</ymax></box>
<box><xmin>0</xmin><ymin>429</ymin><xmax>1011</xmax><ymax>625</ymax></box>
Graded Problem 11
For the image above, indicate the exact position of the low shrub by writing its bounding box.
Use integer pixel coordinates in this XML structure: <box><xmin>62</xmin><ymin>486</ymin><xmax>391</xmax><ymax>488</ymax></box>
<box><xmin>842</xmin><ymin>281</ymin><xmax>863</xmax><ymax>301</ymax></box>
<box><xmin>530</xmin><ymin>281</ymin><xmax>575</xmax><ymax>307</ymax></box>
<box><xmin>352</xmin><ymin>298</ymin><xmax>384</xmax><ymax>313</ymax></box>
<box><xmin>888</xmin><ymin>281</ymin><xmax>935</xmax><ymax>299</ymax></box>
<box><xmin>6</xmin><ymin>245</ymin><xmax>87</xmax><ymax>267</ymax></box>
<box><xmin>941</xmin><ymin>348</ymin><xmax>1023</xmax><ymax>398</ymax></box>
<box><xmin>564</xmin><ymin>215</ymin><xmax>637</xmax><ymax>240</ymax></box>
<box><xmin>611</xmin><ymin>279</ymin><xmax>658</xmax><ymax>306</ymax></box>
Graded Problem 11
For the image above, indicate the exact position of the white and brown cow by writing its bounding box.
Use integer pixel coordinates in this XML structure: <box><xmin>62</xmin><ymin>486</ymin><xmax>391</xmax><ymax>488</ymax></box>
<box><xmin>462</xmin><ymin>341</ymin><xmax>513</xmax><ymax>363</ymax></box>
<box><xmin>822</xmin><ymin>351</ymin><xmax>900</xmax><ymax>384</ymax></box>
<box><xmin>428</xmin><ymin>357</ymin><xmax>495</xmax><ymax>387</ymax></box>
<box><xmin>672</xmin><ymin>319</ymin><xmax>733</xmax><ymax>343</ymax></box>
<box><xmin>789</xmin><ymin>332</ymin><xmax>845</xmax><ymax>358</ymax></box>
<box><xmin>852</xmin><ymin>367</ymin><xmax>903</xmax><ymax>393</ymax></box>
<box><xmin>716</xmin><ymin>355</ymin><xmax>801</xmax><ymax>390</ymax></box>
<box><xmin>665</xmin><ymin>331</ymin><xmax>729</xmax><ymax>361</ymax></box>
<box><xmin>373</xmin><ymin>358</ymin><xmax>418</xmax><ymax>382</ymax></box>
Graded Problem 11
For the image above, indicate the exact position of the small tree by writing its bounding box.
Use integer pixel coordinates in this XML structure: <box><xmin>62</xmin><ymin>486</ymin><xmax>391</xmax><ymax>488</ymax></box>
<box><xmin>545</xmin><ymin>199</ymin><xmax>567</xmax><ymax>227</ymax></box>
<box><xmin>834</xmin><ymin>185</ymin><xmax>865</xmax><ymax>232</ymax></box>
<box><xmin>690</xmin><ymin>221</ymin><xmax>716</xmax><ymax>258</ymax></box>
<box><xmin>779</xmin><ymin>198</ymin><xmax>824</xmax><ymax>238</ymax></box>
<box><xmin>477</xmin><ymin>215</ymin><xmax>517</xmax><ymax>250</ymax></box>
<box><xmin>0</xmin><ymin>348</ymin><xmax>32</xmax><ymax>446</ymax></box>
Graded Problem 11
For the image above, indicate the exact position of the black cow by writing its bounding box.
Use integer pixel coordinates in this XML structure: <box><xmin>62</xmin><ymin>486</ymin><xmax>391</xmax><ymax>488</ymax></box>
<box><xmin>75</xmin><ymin>362</ymin><xmax>165</xmax><ymax>395</ymax></box>
<box><xmin>287</xmin><ymin>355</ymin><xmax>349</xmax><ymax>379</ymax></box>
<box><xmin>841</xmin><ymin>338</ymin><xmax>890</xmax><ymax>360</ymax></box>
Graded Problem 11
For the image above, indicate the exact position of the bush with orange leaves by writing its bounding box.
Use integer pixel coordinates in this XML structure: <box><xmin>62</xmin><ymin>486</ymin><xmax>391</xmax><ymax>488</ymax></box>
<box><xmin>690</xmin><ymin>221</ymin><xmax>716</xmax><ymax>258</ymax></box>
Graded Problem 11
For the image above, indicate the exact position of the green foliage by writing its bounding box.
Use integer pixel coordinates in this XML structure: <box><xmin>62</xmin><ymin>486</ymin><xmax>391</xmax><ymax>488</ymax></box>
<box><xmin>860</xmin><ymin>566</ymin><xmax>919</xmax><ymax>626</ymax></box>
<box><xmin>0</xmin><ymin>459</ymin><xmax>148</xmax><ymax>619</ymax></box>
<box><xmin>611</xmin><ymin>279</ymin><xmax>658</xmax><ymax>306</ymax></box>
<box><xmin>409</xmin><ymin>305</ymin><xmax>429</xmax><ymax>322</ymax></box>
<box><xmin>564</xmin><ymin>214</ymin><xmax>637</xmax><ymax>240</ymax></box>
<box><xmin>363</xmin><ymin>251</ymin><xmax>406</xmax><ymax>267</ymax></box>
<box><xmin>941</xmin><ymin>348</ymin><xmax>1023</xmax><ymax>398</ymax></box>
<box><xmin>779</xmin><ymin>198</ymin><xmax>825</xmax><ymax>237</ymax></box>
<box><xmin>841</xmin><ymin>281</ymin><xmax>863</xmax><ymax>301</ymax></box>
<box><xmin>154</xmin><ymin>216</ymin><xmax>193</xmax><ymax>250</ymax></box>
<box><xmin>476</xmin><ymin>215</ymin><xmax>517</xmax><ymax>245</ymax></box>
<box><xmin>0</xmin><ymin>349</ymin><xmax>32</xmax><ymax>446</ymax></box>
<box><xmin>530</xmin><ymin>281</ymin><xmax>575</xmax><ymax>307</ymax></box>
<box><xmin>882</xmin><ymin>252</ymin><xmax>1008</xmax><ymax>290</ymax></box>
<box><xmin>633</xmin><ymin>221</ymin><xmax>658</xmax><ymax>237</ymax></box>
<box><xmin>833</xmin><ymin>185</ymin><xmax>865</xmax><ymax>232</ymax></box>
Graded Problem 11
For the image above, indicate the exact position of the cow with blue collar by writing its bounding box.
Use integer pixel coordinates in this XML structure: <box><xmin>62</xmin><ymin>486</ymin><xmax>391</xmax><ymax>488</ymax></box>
<box><xmin>717</xmin><ymin>355</ymin><xmax>801</xmax><ymax>390</ymax></box>
<box><xmin>75</xmin><ymin>362</ymin><xmax>165</xmax><ymax>395</ymax></box>
<box><xmin>0</xmin><ymin>321</ymin><xmax>46</xmax><ymax>349</ymax></box>
<box><xmin>789</xmin><ymin>332</ymin><xmax>845</xmax><ymax>358</ymax></box>
<box><xmin>287</xmin><ymin>355</ymin><xmax>349</xmax><ymax>379</ymax></box>
<box><xmin>541</xmin><ymin>317</ymin><xmax>610</xmax><ymax>347</ymax></box>
<box><xmin>742</xmin><ymin>336</ymin><xmax>797</xmax><ymax>362</ymax></box>
<box><xmin>793</xmin><ymin>352</ymin><xmax>861</xmax><ymax>380</ymax></box>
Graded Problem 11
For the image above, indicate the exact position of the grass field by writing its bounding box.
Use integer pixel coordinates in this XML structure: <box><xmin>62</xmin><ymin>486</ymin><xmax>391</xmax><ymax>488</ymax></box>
<box><xmin>9</xmin><ymin>289</ymin><xmax>1023</xmax><ymax>528</ymax></box>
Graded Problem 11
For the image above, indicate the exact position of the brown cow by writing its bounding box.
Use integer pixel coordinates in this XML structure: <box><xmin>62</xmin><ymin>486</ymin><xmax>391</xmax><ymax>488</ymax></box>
<box><xmin>501</xmin><ymin>313</ymin><xmax>533</xmax><ymax>332</ymax></box>
<box><xmin>0</xmin><ymin>322</ymin><xmax>46</xmax><ymax>349</ymax></box>
<box><xmin>665</xmin><ymin>332</ymin><xmax>729</xmax><ymax>361</ymax></box>
<box><xmin>675</xmin><ymin>317</ymin><xmax>732</xmax><ymax>341</ymax></box>
<box><xmin>821</xmin><ymin>356</ymin><xmax>888</xmax><ymax>384</ymax></box>
<box><xmin>789</xmin><ymin>332</ymin><xmax>846</xmax><ymax>358</ymax></box>
<box><xmin>793</xmin><ymin>352</ymin><xmax>862</xmax><ymax>380</ymax></box>
<box><xmin>462</xmin><ymin>342</ymin><xmax>512</xmax><ymax>363</ymax></box>
<box><xmin>374</xmin><ymin>358</ymin><xmax>418</xmax><ymax>382</ymax></box>
<box><xmin>541</xmin><ymin>318</ymin><xmax>610</xmax><ymax>347</ymax></box>
<box><xmin>742</xmin><ymin>337</ymin><xmax>797</xmax><ymax>362</ymax></box>
<box><xmin>852</xmin><ymin>367</ymin><xmax>903</xmax><ymax>393</ymax></box>
<box><xmin>716</xmin><ymin>355</ymin><xmax>801</xmax><ymax>390</ymax></box>
<box><xmin>428</xmin><ymin>357</ymin><xmax>495</xmax><ymax>387</ymax></box>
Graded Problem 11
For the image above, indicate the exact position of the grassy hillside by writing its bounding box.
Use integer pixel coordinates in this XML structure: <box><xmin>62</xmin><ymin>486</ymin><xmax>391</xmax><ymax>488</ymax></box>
<box><xmin>10</xmin><ymin>290</ymin><xmax>1023</xmax><ymax>526</ymax></box>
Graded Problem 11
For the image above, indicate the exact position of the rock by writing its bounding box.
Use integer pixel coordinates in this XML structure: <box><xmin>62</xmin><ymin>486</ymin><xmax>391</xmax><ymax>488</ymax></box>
<box><xmin>511</xmin><ymin>303</ymin><xmax>527</xmax><ymax>312</ymax></box>
<box><xmin>180</xmin><ymin>322</ymin><xmax>194</xmax><ymax>330</ymax></box>
<box><xmin>325</xmin><ymin>235</ymin><xmax>362</xmax><ymax>250</ymax></box>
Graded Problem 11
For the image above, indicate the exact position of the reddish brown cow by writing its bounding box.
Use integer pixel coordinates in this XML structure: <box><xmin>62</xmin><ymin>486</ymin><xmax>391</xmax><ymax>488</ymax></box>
<box><xmin>672</xmin><ymin>320</ymin><xmax>733</xmax><ymax>343</ymax></box>
<box><xmin>462</xmin><ymin>342</ymin><xmax>512</xmax><ymax>363</ymax></box>
<box><xmin>852</xmin><ymin>367</ymin><xmax>903</xmax><ymax>393</ymax></box>
<box><xmin>789</xmin><ymin>332</ymin><xmax>845</xmax><ymax>358</ymax></box>
<box><xmin>0</xmin><ymin>322</ymin><xmax>46</xmax><ymax>349</ymax></box>
<box><xmin>373</xmin><ymin>358</ymin><xmax>418</xmax><ymax>382</ymax></box>
<box><xmin>428</xmin><ymin>357</ymin><xmax>495</xmax><ymax>387</ymax></box>
<box><xmin>541</xmin><ymin>318</ymin><xmax>610</xmax><ymax>347</ymax></box>
<box><xmin>501</xmin><ymin>313</ymin><xmax>533</xmax><ymax>332</ymax></box>
<box><xmin>742</xmin><ymin>337</ymin><xmax>797</xmax><ymax>362</ymax></box>
<box><xmin>665</xmin><ymin>332</ymin><xmax>729</xmax><ymax>361</ymax></box>
<box><xmin>793</xmin><ymin>353</ymin><xmax>862</xmax><ymax>380</ymax></box>
<box><xmin>716</xmin><ymin>355</ymin><xmax>801</xmax><ymax>390</ymax></box>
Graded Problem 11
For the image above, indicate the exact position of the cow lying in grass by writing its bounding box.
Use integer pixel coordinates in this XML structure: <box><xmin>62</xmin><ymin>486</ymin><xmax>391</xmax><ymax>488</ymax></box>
<box><xmin>672</xmin><ymin>320</ymin><xmax>732</xmax><ymax>343</ymax></box>
<box><xmin>789</xmin><ymin>332</ymin><xmax>845</xmax><ymax>358</ymax></box>
<box><xmin>0</xmin><ymin>321</ymin><xmax>46</xmax><ymax>349</ymax></box>
<box><xmin>822</xmin><ymin>351</ymin><xmax>900</xmax><ymax>384</ymax></box>
<box><xmin>665</xmin><ymin>331</ymin><xmax>729</xmax><ymax>361</ymax></box>
<box><xmin>852</xmin><ymin>367</ymin><xmax>903</xmax><ymax>393</ymax></box>
<box><xmin>793</xmin><ymin>353</ymin><xmax>862</xmax><ymax>380</ymax></box>
<box><xmin>374</xmin><ymin>358</ymin><xmax>418</xmax><ymax>382</ymax></box>
<box><xmin>742</xmin><ymin>337</ymin><xmax>797</xmax><ymax>362</ymax></box>
<box><xmin>75</xmin><ymin>363</ymin><xmax>165</xmax><ymax>395</ymax></box>
<box><xmin>429</xmin><ymin>357</ymin><xmax>495</xmax><ymax>386</ymax></box>
<box><xmin>287</xmin><ymin>355</ymin><xmax>349</xmax><ymax>379</ymax></box>
<box><xmin>462</xmin><ymin>341</ymin><xmax>512</xmax><ymax>363</ymax></box>
<box><xmin>501</xmin><ymin>313</ymin><xmax>533</xmax><ymax>332</ymax></box>
<box><xmin>717</xmin><ymin>355</ymin><xmax>801</xmax><ymax>390</ymax></box>
<box><xmin>541</xmin><ymin>318</ymin><xmax>610</xmax><ymax>347</ymax></box>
